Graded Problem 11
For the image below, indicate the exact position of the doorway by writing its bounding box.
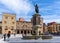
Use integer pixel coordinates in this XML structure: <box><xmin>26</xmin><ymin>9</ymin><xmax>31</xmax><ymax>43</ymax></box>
<box><xmin>17</xmin><ymin>30</ymin><xmax>19</xmax><ymax>34</ymax></box>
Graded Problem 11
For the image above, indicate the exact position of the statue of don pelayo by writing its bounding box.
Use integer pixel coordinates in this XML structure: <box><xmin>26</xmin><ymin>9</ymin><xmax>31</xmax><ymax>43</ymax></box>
<box><xmin>35</xmin><ymin>4</ymin><xmax>39</xmax><ymax>13</ymax></box>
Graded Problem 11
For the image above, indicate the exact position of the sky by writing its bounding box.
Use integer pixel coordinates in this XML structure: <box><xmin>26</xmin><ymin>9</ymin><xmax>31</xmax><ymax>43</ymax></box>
<box><xmin>0</xmin><ymin>0</ymin><xmax>60</xmax><ymax>24</ymax></box>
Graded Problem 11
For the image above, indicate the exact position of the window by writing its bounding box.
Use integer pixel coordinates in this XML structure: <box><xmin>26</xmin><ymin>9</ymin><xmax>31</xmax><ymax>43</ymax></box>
<box><xmin>12</xmin><ymin>22</ymin><xmax>15</xmax><ymax>24</ymax></box>
<box><xmin>4</xmin><ymin>21</ymin><xmax>7</xmax><ymax>23</ymax></box>
<box><xmin>21</xmin><ymin>31</ymin><xmax>23</xmax><ymax>34</ymax></box>
<box><xmin>5</xmin><ymin>28</ymin><xmax>8</xmax><ymax>30</ymax></box>
<box><xmin>11</xmin><ymin>17</ymin><xmax>14</xmax><ymax>19</ymax></box>
<box><xmin>11</xmin><ymin>26</ymin><xmax>14</xmax><ymax>29</ymax></box>
<box><xmin>11</xmin><ymin>28</ymin><xmax>14</xmax><ymax>30</ymax></box>
<box><xmin>39</xmin><ymin>31</ymin><xmax>41</xmax><ymax>35</ymax></box>
<box><xmin>28</xmin><ymin>31</ymin><xmax>29</xmax><ymax>34</ymax></box>
<box><xmin>28</xmin><ymin>23</ymin><xmax>30</xmax><ymax>25</ymax></box>
<box><xmin>34</xmin><ymin>31</ymin><xmax>35</xmax><ymax>33</ymax></box>
<box><xmin>24</xmin><ymin>30</ymin><xmax>26</xmax><ymax>34</ymax></box>
<box><xmin>5</xmin><ymin>16</ymin><xmax>8</xmax><ymax>19</ymax></box>
<box><xmin>59</xmin><ymin>26</ymin><xmax>60</xmax><ymax>30</ymax></box>
<box><xmin>5</xmin><ymin>26</ymin><xmax>8</xmax><ymax>28</ymax></box>
<box><xmin>5</xmin><ymin>26</ymin><xmax>8</xmax><ymax>30</ymax></box>
<box><xmin>17</xmin><ymin>30</ymin><xmax>19</xmax><ymax>34</ymax></box>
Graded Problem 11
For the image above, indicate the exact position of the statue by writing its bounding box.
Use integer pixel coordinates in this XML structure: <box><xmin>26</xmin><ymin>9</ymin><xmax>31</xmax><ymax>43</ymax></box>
<box><xmin>35</xmin><ymin>4</ymin><xmax>39</xmax><ymax>13</ymax></box>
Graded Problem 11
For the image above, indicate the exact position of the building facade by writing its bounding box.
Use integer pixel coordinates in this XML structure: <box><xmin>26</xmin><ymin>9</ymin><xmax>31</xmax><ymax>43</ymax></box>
<box><xmin>16</xmin><ymin>18</ymin><xmax>32</xmax><ymax>34</ymax></box>
<box><xmin>2</xmin><ymin>12</ymin><xmax>16</xmax><ymax>34</ymax></box>
<box><xmin>56</xmin><ymin>24</ymin><xmax>60</xmax><ymax>32</ymax></box>
<box><xmin>47</xmin><ymin>22</ymin><xmax>57</xmax><ymax>33</ymax></box>
<box><xmin>0</xmin><ymin>21</ymin><xmax>2</xmax><ymax>34</ymax></box>
<box><xmin>16</xmin><ymin>14</ymin><xmax>43</xmax><ymax>35</ymax></box>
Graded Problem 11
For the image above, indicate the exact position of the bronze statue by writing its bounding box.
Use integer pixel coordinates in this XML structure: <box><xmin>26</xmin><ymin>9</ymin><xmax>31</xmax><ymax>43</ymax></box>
<box><xmin>35</xmin><ymin>4</ymin><xmax>39</xmax><ymax>13</ymax></box>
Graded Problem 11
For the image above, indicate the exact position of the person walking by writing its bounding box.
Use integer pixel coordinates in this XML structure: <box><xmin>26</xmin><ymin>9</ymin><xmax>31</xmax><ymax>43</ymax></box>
<box><xmin>7</xmin><ymin>31</ymin><xmax>11</xmax><ymax>41</ymax></box>
<box><xmin>7</xmin><ymin>33</ymin><xmax>10</xmax><ymax>41</ymax></box>
<box><xmin>3</xmin><ymin>34</ymin><xmax>6</xmax><ymax>41</ymax></box>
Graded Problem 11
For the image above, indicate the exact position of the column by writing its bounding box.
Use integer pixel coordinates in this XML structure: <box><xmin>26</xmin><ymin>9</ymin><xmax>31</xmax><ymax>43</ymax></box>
<box><xmin>23</xmin><ymin>30</ymin><xmax>24</xmax><ymax>34</ymax></box>
<box><xmin>29</xmin><ymin>30</ymin><xmax>31</xmax><ymax>34</ymax></box>
<box><xmin>19</xmin><ymin>30</ymin><xmax>21</xmax><ymax>34</ymax></box>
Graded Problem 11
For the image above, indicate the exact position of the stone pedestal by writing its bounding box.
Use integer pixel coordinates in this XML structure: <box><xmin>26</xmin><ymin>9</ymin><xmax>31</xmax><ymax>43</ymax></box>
<box><xmin>32</xmin><ymin>25</ymin><xmax>43</xmax><ymax>35</ymax></box>
<box><xmin>31</xmin><ymin>13</ymin><xmax>43</xmax><ymax>36</ymax></box>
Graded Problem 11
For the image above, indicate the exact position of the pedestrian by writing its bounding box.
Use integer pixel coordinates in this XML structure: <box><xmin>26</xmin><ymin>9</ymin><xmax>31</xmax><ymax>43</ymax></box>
<box><xmin>7</xmin><ymin>33</ymin><xmax>11</xmax><ymax>41</ymax></box>
<box><xmin>3</xmin><ymin>34</ymin><xmax>6</xmax><ymax>41</ymax></box>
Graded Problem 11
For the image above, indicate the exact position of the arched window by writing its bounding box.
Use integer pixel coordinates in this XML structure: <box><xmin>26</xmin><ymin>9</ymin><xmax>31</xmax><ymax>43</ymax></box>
<box><xmin>24</xmin><ymin>30</ymin><xmax>26</xmax><ymax>34</ymax></box>
<box><xmin>28</xmin><ymin>31</ymin><xmax>29</xmax><ymax>34</ymax></box>
<box><xmin>17</xmin><ymin>30</ymin><xmax>19</xmax><ymax>34</ymax></box>
<box><xmin>39</xmin><ymin>31</ymin><xmax>41</xmax><ymax>35</ymax></box>
<box><xmin>21</xmin><ymin>31</ymin><xmax>23</xmax><ymax>34</ymax></box>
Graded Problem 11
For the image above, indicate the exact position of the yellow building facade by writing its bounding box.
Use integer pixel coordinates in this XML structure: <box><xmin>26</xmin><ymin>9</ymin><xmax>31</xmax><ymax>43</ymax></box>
<box><xmin>47</xmin><ymin>22</ymin><xmax>57</xmax><ymax>33</ymax></box>
<box><xmin>57</xmin><ymin>24</ymin><xmax>60</xmax><ymax>32</ymax></box>
<box><xmin>2</xmin><ymin>12</ymin><xmax>16</xmax><ymax>34</ymax></box>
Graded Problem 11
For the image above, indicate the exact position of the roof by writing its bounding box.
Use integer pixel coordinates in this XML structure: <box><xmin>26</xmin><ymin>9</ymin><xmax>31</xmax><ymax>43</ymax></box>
<box><xmin>2</xmin><ymin>12</ymin><xmax>16</xmax><ymax>15</ymax></box>
<box><xmin>19</xmin><ymin>18</ymin><xmax>25</xmax><ymax>22</ymax></box>
<box><xmin>16</xmin><ymin>21</ymin><xmax>31</xmax><ymax>23</ymax></box>
<box><xmin>47</xmin><ymin>22</ymin><xmax>57</xmax><ymax>26</ymax></box>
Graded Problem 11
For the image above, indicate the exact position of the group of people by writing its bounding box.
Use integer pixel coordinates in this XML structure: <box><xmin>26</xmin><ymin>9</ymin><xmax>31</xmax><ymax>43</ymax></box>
<box><xmin>3</xmin><ymin>33</ymin><xmax>11</xmax><ymax>41</ymax></box>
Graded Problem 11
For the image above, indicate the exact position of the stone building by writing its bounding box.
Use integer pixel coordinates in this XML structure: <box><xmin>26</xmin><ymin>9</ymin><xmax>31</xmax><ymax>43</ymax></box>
<box><xmin>47</xmin><ymin>22</ymin><xmax>57</xmax><ymax>33</ymax></box>
<box><xmin>16</xmin><ymin>18</ymin><xmax>32</xmax><ymax>34</ymax></box>
<box><xmin>2</xmin><ymin>12</ymin><xmax>16</xmax><ymax>34</ymax></box>
<box><xmin>19</xmin><ymin>18</ymin><xmax>25</xmax><ymax>22</ymax></box>
<box><xmin>56</xmin><ymin>24</ymin><xmax>60</xmax><ymax>32</ymax></box>
<box><xmin>0</xmin><ymin>21</ymin><xmax>2</xmax><ymax>34</ymax></box>
<box><xmin>16</xmin><ymin>16</ymin><xmax>43</xmax><ymax>35</ymax></box>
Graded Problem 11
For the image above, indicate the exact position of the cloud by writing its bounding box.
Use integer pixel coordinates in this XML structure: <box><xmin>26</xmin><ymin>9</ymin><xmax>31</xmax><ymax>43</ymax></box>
<box><xmin>42</xmin><ymin>15</ymin><xmax>60</xmax><ymax>23</ymax></box>
<box><xmin>0</xmin><ymin>0</ymin><xmax>33</xmax><ymax>19</ymax></box>
<box><xmin>39</xmin><ymin>0</ymin><xmax>60</xmax><ymax>24</ymax></box>
<box><xmin>40</xmin><ymin>0</ymin><xmax>60</xmax><ymax>15</ymax></box>
<box><xmin>0</xmin><ymin>8</ymin><xmax>12</xmax><ymax>20</ymax></box>
<box><xmin>42</xmin><ymin>15</ymin><xmax>60</xmax><ymax>19</ymax></box>
<box><xmin>0</xmin><ymin>0</ymin><xmax>60</xmax><ymax>24</ymax></box>
<box><xmin>44</xmin><ymin>19</ymin><xmax>60</xmax><ymax>24</ymax></box>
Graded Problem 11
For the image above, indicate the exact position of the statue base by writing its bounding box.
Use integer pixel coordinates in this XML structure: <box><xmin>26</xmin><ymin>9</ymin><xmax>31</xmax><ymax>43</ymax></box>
<box><xmin>32</xmin><ymin>25</ymin><xmax>43</xmax><ymax>36</ymax></box>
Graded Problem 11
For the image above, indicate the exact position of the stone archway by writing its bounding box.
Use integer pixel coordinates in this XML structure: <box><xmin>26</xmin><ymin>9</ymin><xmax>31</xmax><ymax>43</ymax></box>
<box><xmin>39</xmin><ymin>31</ymin><xmax>41</xmax><ymax>35</ymax></box>
<box><xmin>28</xmin><ymin>31</ymin><xmax>30</xmax><ymax>34</ymax></box>
<box><xmin>21</xmin><ymin>30</ymin><xmax>23</xmax><ymax>34</ymax></box>
<box><xmin>24</xmin><ymin>30</ymin><xmax>26</xmax><ymax>34</ymax></box>
<box><xmin>17</xmin><ymin>30</ymin><xmax>20</xmax><ymax>34</ymax></box>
